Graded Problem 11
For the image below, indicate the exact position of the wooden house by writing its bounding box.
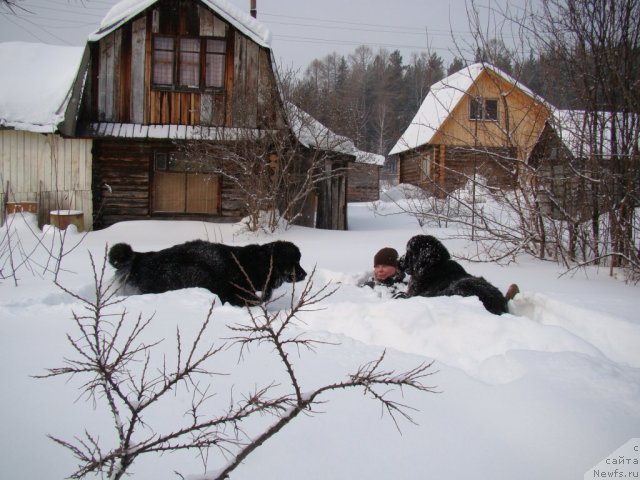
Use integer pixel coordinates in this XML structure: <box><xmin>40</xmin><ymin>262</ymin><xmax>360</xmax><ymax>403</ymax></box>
<box><xmin>389</xmin><ymin>63</ymin><xmax>551</xmax><ymax>195</ymax></box>
<box><xmin>79</xmin><ymin>0</ymin><xmax>344</xmax><ymax>229</ymax></box>
<box><xmin>2</xmin><ymin>0</ymin><xmax>373</xmax><ymax>231</ymax></box>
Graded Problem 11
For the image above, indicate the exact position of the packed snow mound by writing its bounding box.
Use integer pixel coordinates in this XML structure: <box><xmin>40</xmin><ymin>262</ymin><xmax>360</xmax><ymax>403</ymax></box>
<box><xmin>1</xmin><ymin>206</ymin><xmax>639</xmax><ymax>480</ymax></box>
<box><xmin>273</xmin><ymin>274</ymin><xmax>640</xmax><ymax>385</ymax></box>
<box><xmin>379</xmin><ymin>183</ymin><xmax>424</xmax><ymax>202</ymax></box>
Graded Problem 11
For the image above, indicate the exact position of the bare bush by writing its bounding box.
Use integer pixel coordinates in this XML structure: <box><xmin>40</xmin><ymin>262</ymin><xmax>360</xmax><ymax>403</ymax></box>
<box><xmin>178</xmin><ymin>94</ymin><xmax>353</xmax><ymax>234</ymax></box>
<box><xmin>39</xmin><ymin>250</ymin><xmax>438</xmax><ymax>479</ymax></box>
<box><xmin>391</xmin><ymin>0</ymin><xmax>639</xmax><ymax>282</ymax></box>
<box><xmin>0</xmin><ymin>204</ymin><xmax>89</xmax><ymax>285</ymax></box>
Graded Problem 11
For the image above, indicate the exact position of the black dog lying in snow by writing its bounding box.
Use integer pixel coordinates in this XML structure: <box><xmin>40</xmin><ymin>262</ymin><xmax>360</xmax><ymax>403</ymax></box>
<box><xmin>108</xmin><ymin>239</ymin><xmax>307</xmax><ymax>307</ymax></box>
<box><xmin>401</xmin><ymin>234</ymin><xmax>512</xmax><ymax>315</ymax></box>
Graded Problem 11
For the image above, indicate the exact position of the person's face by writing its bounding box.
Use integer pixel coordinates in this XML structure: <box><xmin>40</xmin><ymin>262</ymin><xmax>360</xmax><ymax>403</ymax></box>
<box><xmin>374</xmin><ymin>264</ymin><xmax>397</xmax><ymax>281</ymax></box>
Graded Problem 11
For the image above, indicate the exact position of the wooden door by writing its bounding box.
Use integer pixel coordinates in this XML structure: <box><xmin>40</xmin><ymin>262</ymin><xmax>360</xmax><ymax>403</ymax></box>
<box><xmin>152</xmin><ymin>152</ymin><xmax>220</xmax><ymax>214</ymax></box>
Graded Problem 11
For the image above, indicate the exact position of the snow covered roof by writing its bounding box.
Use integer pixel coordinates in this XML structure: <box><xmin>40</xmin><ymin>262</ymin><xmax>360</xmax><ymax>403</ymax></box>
<box><xmin>389</xmin><ymin>63</ymin><xmax>542</xmax><ymax>156</ymax></box>
<box><xmin>551</xmin><ymin>109</ymin><xmax>640</xmax><ymax>159</ymax></box>
<box><xmin>286</xmin><ymin>102</ymin><xmax>385</xmax><ymax>166</ymax></box>
<box><xmin>89</xmin><ymin>0</ymin><xmax>271</xmax><ymax>48</ymax></box>
<box><xmin>0</xmin><ymin>42</ymin><xmax>85</xmax><ymax>133</ymax></box>
<box><xmin>81</xmin><ymin>122</ymin><xmax>274</xmax><ymax>140</ymax></box>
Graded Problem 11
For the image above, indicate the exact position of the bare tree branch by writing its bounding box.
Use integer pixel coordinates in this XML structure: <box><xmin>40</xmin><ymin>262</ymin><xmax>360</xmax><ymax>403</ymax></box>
<box><xmin>41</xmin><ymin>250</ymin><xmax>438</xmax><ymax>479</ymax></box>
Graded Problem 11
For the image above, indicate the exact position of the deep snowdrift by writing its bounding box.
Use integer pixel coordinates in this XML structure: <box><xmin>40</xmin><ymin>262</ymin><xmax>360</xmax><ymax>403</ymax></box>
<box><xmin>1</xmin><ymin>194</ymin><xmax>638</xmax><ymax>479</ymax></box>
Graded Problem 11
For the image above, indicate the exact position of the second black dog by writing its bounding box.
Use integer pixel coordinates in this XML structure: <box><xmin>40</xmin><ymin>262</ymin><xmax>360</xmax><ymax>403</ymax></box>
<box><xmin>401</xmin><ymin>235</ymin><xmax>508</xmax><ymax>315</ymax></box>
<box><xmin>108</xmin><ymin>239</ymin><xmax>307</xmax><ymax>307</ymax></box>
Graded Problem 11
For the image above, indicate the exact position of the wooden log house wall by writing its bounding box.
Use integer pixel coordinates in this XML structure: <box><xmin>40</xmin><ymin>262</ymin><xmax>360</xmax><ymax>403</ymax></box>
<box><xmin>83</xmin><ymin>0</ymin><xmax>299</xmax><ymax>229</ymax></box>
<box><xmin>399</xmin><ymin>144</ymin><xmax>518</xmax><ymax>195</ymax></box>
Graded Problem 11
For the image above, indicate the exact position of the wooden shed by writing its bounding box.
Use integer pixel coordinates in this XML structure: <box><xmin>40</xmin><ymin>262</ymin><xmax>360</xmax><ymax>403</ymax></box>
<box><xmin>285</xmin><ymin>102</ymin><xmax>382</xmax><ymax>226</ymax></box>
<box><xmin>0</xmin><ymin>42</ymin><xmax>92</xmax><ymax>229</ymax></box>
<box><xmin>347</xmin><ymin>154</ymin><xmax>384</xmax><ymax>203</ymax></box>
<box><xmin>389</xmin><ymin>63</ymin><xmax>551</xmax><ymax>195</ymax></box>
<box><xmin>529</xmin><ymin>109</ymin><xmax>640</xmax><ymax>222</ymax></box>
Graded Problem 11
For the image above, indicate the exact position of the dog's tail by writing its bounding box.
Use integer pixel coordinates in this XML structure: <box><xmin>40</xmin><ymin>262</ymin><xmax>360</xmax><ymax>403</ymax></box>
<box><xmin>108</xmin><ymin>243</ymin><xmax>135</xmax><ymax>269</ymax></box>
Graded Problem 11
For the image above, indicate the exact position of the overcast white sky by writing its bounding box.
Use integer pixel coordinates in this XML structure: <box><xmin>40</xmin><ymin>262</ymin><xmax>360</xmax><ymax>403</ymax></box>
<box><xmin>0</xmin><ymin>0</ymin><xmax>532</xmax><ymax>73</ymax></box>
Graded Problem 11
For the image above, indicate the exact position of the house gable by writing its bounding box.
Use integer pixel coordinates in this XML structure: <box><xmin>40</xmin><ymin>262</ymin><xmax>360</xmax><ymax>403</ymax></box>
<box><xmin>420</xmin><ymin>67</ymin><xmax>550</xmax><ymax>155</ymax></box>
<box><xmin>80</xmin><ymin>0</ymin><xmax>284</xmax><ymax>133</ymax></box>
<box><xmin>90</xmin><ymin>0</ymin><xmax>270</xmax><ymax>48</ymax></box>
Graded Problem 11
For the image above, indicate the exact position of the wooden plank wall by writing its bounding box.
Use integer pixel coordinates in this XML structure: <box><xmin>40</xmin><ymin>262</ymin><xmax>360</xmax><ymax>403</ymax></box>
<box><xmin>435</xmin><ymin>70</ymin><xmax>549</xmax><ymax>158</ymax></box>
<box><xmin>0</xmin><ymin>131</ymin><xmax>93</xmax><ymax>228</ymax></box>
<box><xmin>430</xmin><ymin>146</ymin><xmax>518</xmax><ymax>193</ymax></box>
<box><xmin>315</xmin><ymin>158</ymin><xmax>348</xmax><ymax>230</ymax></box>
<box><xmin>399</xmin><ymin>150</ymin><xmax>424</xmax><ymax>185</ymax></box>
<box><xmin>400</xmin><ymin>144</ymin><xmax>518</xmax><ymax>195</ymax></box>
<box><xmin>92</xmin><ymin>2</ymin><xmax>283</xmax><ymax>129</ymax></box>
<box><xmin>131</xmin><ymin>17</ymin><xmax>147</xmax><ymax>124</ymax></box>
<box><xmin>347</xmin><ymin>163</ymin><xmax>380</xmax><ymax>202</ymax></box>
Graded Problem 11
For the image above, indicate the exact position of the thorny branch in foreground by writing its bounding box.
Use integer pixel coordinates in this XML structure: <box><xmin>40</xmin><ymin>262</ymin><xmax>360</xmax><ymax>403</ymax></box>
<box><xmin>40</xmin><ymin>250</ymin><xmax>438</xmax><ymax>479</ymax></box>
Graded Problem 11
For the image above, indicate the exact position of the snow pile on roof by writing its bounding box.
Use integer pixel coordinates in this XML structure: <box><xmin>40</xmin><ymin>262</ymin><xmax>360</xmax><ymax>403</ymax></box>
<box><xmin>0</xmin><ymin>42</ymin><xmax>84</xmax><ymax>133</ymax></box>
<box><xmin>89</xmin><ymin>0</ymin><xmax>271</xmax><ymax>47</ymax></box>
<box><xmin>389</xmin><ymin>64</ymin><xmax>483</xmax><ymax>156</ymax></box>
<box><xmin>552</xmin><ymin>109</ymin><xmax>640</xmax><ymax>159</ymax></box>
<box><xmin>389</xmin><ymin>63</ymin><xmax>544</xmax><ymax>156</ymax></box>
<box><xmin>287</xmin><ymin>102</ymin><xmax>384</xmax><ymax>165</ymax></box>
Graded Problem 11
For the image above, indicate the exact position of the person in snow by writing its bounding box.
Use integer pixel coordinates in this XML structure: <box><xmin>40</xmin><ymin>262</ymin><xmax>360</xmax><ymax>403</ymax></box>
<box><xmin>360</xmin><ymin>247</ymin><xmax>408</xmax><ymax>296</ymax></box>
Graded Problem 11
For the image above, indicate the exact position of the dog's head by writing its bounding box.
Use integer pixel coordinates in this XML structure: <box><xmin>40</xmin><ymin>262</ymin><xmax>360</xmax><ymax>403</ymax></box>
<box><xmin>403</xmin><ymin>235</ymin><xmax>451</xmax><ymax>276</ymax></box>
<box><xmin>108</xmin><ymin>243</ymin><xmax>135</xmax><ymax>270</ymax></box>
<box><xmin>269</xmin><ymin>241</ymin><xmax>307</xmax><ymax>283</ymax></box>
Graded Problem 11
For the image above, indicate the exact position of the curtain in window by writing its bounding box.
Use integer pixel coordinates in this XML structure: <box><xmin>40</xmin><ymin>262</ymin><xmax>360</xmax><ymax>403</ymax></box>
<box><xmin>179</xmin><ymin>38</ymin><xmax>201</xmax><ymax>88</ymax></box>
<box><xmin>205</xmin><ymin>39</ymin><xmax>226</xmax><ymax>88</ymax></box>
<box><xmin>153</xmin><ymin>36</ymin><xmax>174</xmax><ymax>86</ymax></box>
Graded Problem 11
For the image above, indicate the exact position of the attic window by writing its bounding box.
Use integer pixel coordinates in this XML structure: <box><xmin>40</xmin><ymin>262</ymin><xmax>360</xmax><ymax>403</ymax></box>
<box><xmin>179</xmin><ymin>38</ymin><xmax>200</xmax><ymax>88</ymax></box>
<box><xmin>470</xmin><ymin>97</ymin><xmax>498</xmax><ymax>121</ymax></box>
<box><xmin>152</xmin><ymin>36</ymin><xmax>175</xmax><ymax>87</ymax></box>
<box><xmin>152</xmin><ymin>34</ymin><xmax>227</xmax><ymax>91</ymax></box>
<box><xmin>205</xmin><ymin>39</ymin><xmax>226</xmax><ymax>88</ymax></box>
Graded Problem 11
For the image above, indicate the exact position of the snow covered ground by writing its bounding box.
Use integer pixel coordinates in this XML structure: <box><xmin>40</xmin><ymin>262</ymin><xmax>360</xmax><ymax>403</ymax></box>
<box><xmin>1</xmin><ymin>190</ymin><xmax>639</xmax><ymax>479</ymax></box>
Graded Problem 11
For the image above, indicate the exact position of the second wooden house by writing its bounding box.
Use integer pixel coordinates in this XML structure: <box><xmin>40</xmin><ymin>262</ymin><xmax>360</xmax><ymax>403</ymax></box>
<box><xmin>388</xmin><ymin>63</ymin><xmax>551</xmax><ymax>195</ymax></box>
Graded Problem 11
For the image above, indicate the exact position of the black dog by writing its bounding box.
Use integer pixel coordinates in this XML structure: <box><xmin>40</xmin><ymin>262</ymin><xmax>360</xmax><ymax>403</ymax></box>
<box><xmin>401</xmin><ymin>235</ymin><xmax>508</xmax><ymax>315</ymax></box>
<box><xmin>108</xmin><ymin>239</ymin><xmax>307</xmax><ymax>307</ymax></box>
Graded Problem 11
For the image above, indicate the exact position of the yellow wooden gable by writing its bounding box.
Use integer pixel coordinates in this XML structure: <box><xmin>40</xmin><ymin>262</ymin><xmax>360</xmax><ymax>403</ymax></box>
<box><xmin>431</xmin><ymin>67</ymin><xmax>550</xmax><ymax>160</ymax></box>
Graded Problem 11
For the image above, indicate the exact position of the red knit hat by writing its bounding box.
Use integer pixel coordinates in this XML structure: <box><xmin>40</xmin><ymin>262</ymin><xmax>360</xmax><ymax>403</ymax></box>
<box><xmin>374</xmin><ymin>247</ymin><xmax>399</xmax><ymax>267</ymax></box>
